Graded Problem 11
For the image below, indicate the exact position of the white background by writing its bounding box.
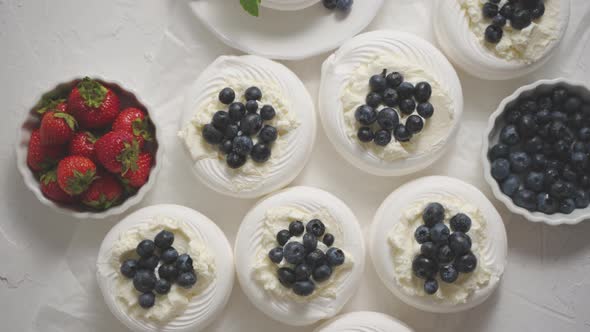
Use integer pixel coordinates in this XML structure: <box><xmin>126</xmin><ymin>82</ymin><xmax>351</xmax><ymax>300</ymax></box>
<box><xmin>1</xmin><ymin>0</ymin><xmax>590</xmax><ymax>331</ymax></box>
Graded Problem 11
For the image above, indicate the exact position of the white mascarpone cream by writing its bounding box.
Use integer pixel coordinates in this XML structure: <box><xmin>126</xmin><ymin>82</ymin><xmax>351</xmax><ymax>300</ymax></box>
<box><xmin>314</xmin><ymin>311</ymin><xmax>414</xmax><ymax>332</ymax></box>
<box><xmin>261</xmin><ymin>0</ymin><xmax>319</xmax><ymax>11</ymax></box>
<box><xmin>179</xmin><ymin>55</ymin><xmax>315</xmax><ymax>198</ymax></box>
<box><xmin>459</xmin><ymin>0</ymin><xmax>560</xmax><ymax>63</ymax></box>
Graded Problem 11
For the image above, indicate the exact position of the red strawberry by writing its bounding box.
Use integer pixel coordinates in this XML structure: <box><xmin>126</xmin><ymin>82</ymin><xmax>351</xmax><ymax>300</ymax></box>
<box><xmin>27</xmin><ymin>129</ymin><xmax>65</xmax><ymax>171</ymax></box>
<box><xmin>40</xmin><ymin>111</ymin><xmax>77</xmax><ymax>146</ymax></box>
<box><xmin>112</xmin><ymin>107</ymin><xmax>152</xmax><ymax>149</ymax></box>
<box><xmin>121</xmin><ymin>153</ymin><xmax>153</xmax><ymax>188</ymax></box>
<box><xmin>69</xmin><ymin>131</ymin><xmax>98</xmax><ymax>162</ymax></box>
<box><xmin>95</xmin><ymin>131</ymin><xmax>140</xmax><ymax>174</ymax></box>
<box><xmin>68</xmin><ymin>77</ymin><xmax>120</xmax><ymax>129</ymax></box>
<box><xmin>56</xmin><ymin>156</ymin><xmax>97</xmax><ymax>195</ymax></box>
<box><xmin>40</xmin><ymin>169</ymin><xmax>76</xmax><ymax>204</ymax></box>
<box><xmin>81</xmin><ymin>173</ymin><xmax>123</xmax><ymax>210</ymax></box>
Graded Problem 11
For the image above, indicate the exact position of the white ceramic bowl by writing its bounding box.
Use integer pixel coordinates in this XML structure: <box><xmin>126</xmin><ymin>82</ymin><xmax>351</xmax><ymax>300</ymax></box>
<box><xmin>15</xmin><ymin>78</ymin><xmax>163</xmax><ymax>220</ymax></box>
<box><xmin>234</xmin><ymin>186</ymin><xmax>365</xmax><ymax>326</ymax></box>
<box><xmin>96</xmin><ymin>204</ymin><xmax>234</xmax><ymax>332</ymax></box>
<box><xmin>319</xmin><ymin>30</ymin><xmax>463</xmax><ymax>176</ymax></box>
<box><xmin>483</xmin><ymin>78</ymin><xmax>590</xmax><ymax>225</ymax></box>
<box><xmin>179</xmin><ymin>55</ymin><xmax>316</xmax><ymax>199</ymax></box>
<box><xmin>314</xmin><ymin>311</ymin><xmax>414</xmax><ymax>332</ymax></box>
<box><xmin>434</xmin><ymin>0</ymin><xmax>570</xmax><ymax>80</ymax></box>
<box><xmin>370</xmin><ymin>176</ymin><xmax>508</xmax><ymax>313</ymax></box>
<box><xmin>261</xmin><ymin>0</ymin><xmax>319</xmax><ymax>11</ymax></box>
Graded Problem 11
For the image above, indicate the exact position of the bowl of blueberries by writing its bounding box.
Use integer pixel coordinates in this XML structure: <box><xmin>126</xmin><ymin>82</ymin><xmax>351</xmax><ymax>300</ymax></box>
<box><xmin>483</xmin><ymin>78</ymin><xmax>590</xmax><ymax>225</ymax></box>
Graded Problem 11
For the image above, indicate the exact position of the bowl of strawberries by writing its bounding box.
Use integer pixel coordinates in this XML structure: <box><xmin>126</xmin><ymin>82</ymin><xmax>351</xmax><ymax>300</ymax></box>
<box><xmin>16</xmin><ymin>77</ymin><xmax>163</xmax><ymax>219</ymax></box>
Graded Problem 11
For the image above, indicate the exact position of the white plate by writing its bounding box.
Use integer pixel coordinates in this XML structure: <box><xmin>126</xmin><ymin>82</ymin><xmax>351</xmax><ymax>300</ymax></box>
<box><xmin>314</xmin><ymin>311</ymin><xmax>413</xmax><ymax>332</ymax></box>
<box><xmin>189</xmin><ymin>0</ymin><xmax>384</xmax><ymax>61</ymax></box>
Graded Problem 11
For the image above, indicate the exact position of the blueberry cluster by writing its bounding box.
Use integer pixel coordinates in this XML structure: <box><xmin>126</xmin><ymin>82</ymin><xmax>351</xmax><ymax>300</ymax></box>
<box><xmin>119</xmin><ymin>230</ymin><xmax>198</xmax><ymax>309</ymax></box>
<box><xmin>489</xmin><ymin>86</ymin><xmax>590</xmax><ymax>215</ymax></box>
<box><xmin>412</xmin><ymin>203</ymin><xmax>477</xmax><ymax>295</ymax></box>
<box><xmin>202</xmin><ymin>87</ymin><xmax>278</xmax><ymax>169</ymax></box>
<box><xmin>322</xmin><ymin>0</ymin><xmax>353</xmax><ymax>12</ymax></box>
<box><xmin>483</xmin><ymin>0</ymin><xmax>546</xmax><ymax>44</ymax></box>
<box><xmin>355</xmin><ymin>69</ymin><xmax>434</xmax><ymax>146</ymax></box>
<box><xmin>267</xmin><ymin>219</ymin><xmax>346</xmax><ymax>296</ymax></box>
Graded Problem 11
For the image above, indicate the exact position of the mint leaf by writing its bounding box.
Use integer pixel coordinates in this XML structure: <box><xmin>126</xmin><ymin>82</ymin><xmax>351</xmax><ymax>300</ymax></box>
<box><xmin>240</xmin><ymin>0</ymin><xmax>261</xmax><ymax>17</ymax></box>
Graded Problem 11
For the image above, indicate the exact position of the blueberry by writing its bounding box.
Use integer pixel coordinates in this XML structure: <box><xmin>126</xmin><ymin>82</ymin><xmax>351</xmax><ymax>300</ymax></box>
<box><xmin>357</xmin><ymin>127</ymin><xmax>374</xmax><ymax>142</ymax></box>
<box><xmin>485</xmin><ymin>24</ymin><xmax>503</xmax><ymax>43</ymax></box>
<box><xmin>218</xmin><ymin>87</ymin><xmax>235</xmax><ymax>105</ymax></box>
<box><xmin>574</xmin><ymin>189</ymin><xmax>590</xmax><ymax>208</ymax></box>
<box><xmin>377</xmin><ymin>107</ymin><xmax>399</xmax><ymax>130</ymax></box>
<box><xmin>138</xmin><ymin>292</ymin><xmax>155</xmax><ymax>309</ymax></box>
<box><xmin>551</xmin><ymin>112</ymin><xmax>568</xmax><ymax>123</ymax></box>
<box><xmin>511</xmin><ymin>9</ymin><xmax>532</xmax><ymax>30</ymax></box>
<box><xmin>420</xmin><ymin>242</ymin><xmax>438</xmax><ymax>259</ymax></box>
<box><xmin>553</xmin><ymin>140</ymin><xmax>571</xmax><ymax>160</ymax></box>
<box><xmin>260</xmin><ymin>105</ymin><xmax>276</xmax><ymax>121</ymax></box>
<box><xmin>544</xmin><ymin>168</ymin><xmax>560</xmax><ymax>189</ymax></box>
<box><xmin>571</xmin><ymin>152</ymin><xmax>588</xmax><ymax>170</ymax></box>
<box><xmin>412</xmin><ymin>255</ymin><xmax>438</xmax><ymax>279</ymax></box>
<box><xmin>369</xmin><ymin>73</ymin><xmax>387</xmax><ymax>93</ymax></box>
<box><xmin>154</xmin><ymin>230</ymin><xmax>174</xmax><ymax>249</ymax></box>
<box><xmin>520</xmin><ymin>99</ymin><xmax>538</xmax><ymax>113</ymax></box>
<box><xmin>302</xmin><ymin>233</ymin><xmax>317</xmax><ymax>251</ymax></box>
<box><xmin>158</xmin><ymin>264</ymin><xmax>179</xmax><ymax>281</ymax></box>
<box><xmin>326</xmin><ymin>248</ymin><xmax>345</xmax><ymax>267</ymax></box>
<box><xmin>138</xmin><ymin>255</ymin><xmax>160</xmax><ymax>270</ymax></box>
<box><xmin>581</xmin><ymin>175</ymin><xmax>590</xmax><ymax>189</ymax></box>
<box><xmin>523</xmin><ymin>136</ymin><xmax>544</xmax><ymax>154</ymax></box>
<box><xmin>437</xmin><ymin>244</ymin><xmax>455</xmax><ymax>265</ymax></box>
<box><xmin>289</xmin><ymin>221</ymin><xmax>305</xmax><ymax>236</ymax></box>
<box><xmin>322</xmin><ymin>0</ymin><xmax>337</xmax><ymax>9</ymax></box>
<box><xmin>284</xmin><ymin>242</ymin><xmax>306</xmax><ymax>265</ymax></box>
<box><xmin>422</xmin><ymin>202</ymin><xmax>445</xmax><ymax>227</ymax></box>
<box><xmin>294</xmin><ymin>264</ymin><xmax>312</xmax><ymax>281</ymax></box>
<box><xmin>501</xmin><ymin>175</ymin><xmax>521</xmax><ymax>197</ymax></box>
<box><xmin>120</xmin><ymin>259</ymin><xmax>138</xmax><ymax>278</ymax></box>
<box><xmin>177</xmin><ymin>272</ymin><xmax>197</xmax><ymax>288</ymax></box>
<box><xmin>133</xmin><ymin>270</ymin><xmax>157</xmax><ymax>293</ymax></box>
<box><xmin>397</xmin><ymin>82</ymin><xmax>415</xmax><ymax>99</ymax></box>
<box><xmin>519</xmin><ymin>114</ymin><xmax>539</xmax><ymax>138</ymax></box>
<box><xmin>535</xmin><ymin>109</ymin><xmax>551</xmax><ymax>124</ymax></box>
<box><xmin>268</xmin><ymin>247</ymin><xmax>284</xmax><ymax>264</ymax></box>
<box><xmin>245</xmin><ymin>86</ymin><xmax>262</xmax><ymax>101</ymax></box>
<box><xmin>430</xmin><ymin>223</ymin><xmax>450</xmax><ymax>244</ymax></box>
<box><xmin>393</xmin><ymin>124</ymin><xmax>412</xmax><ymax>142</ymax></box>
<box><xmin>228</xmin><ymin>102</ymin><xmax>246</xmax><ymax>122</ymax></box>
<box><xmin>531</xmin><ymin>2</ymin><xmax>545</xmax><ymax>19</ymax></box>
<box><xmin>202</xmin><ymin>124</ymin><xmax>224</xmax><ymax>145</ymax></box>
<box><xmin>482</xmin><ymin>2</ymin><xmax>499</xmax><ymax>18</ymax></box>
<box><xmin>524</xmin><ymin>172</ymin><xmax>544</xmax><ymax>192</ymax></box>
<box><xmin>305</xmin><ymin>249</ymin><xmax>326</xmax><ymax>267</ymax></box>
<box><xmin>383</xmin><ymin>88</ymin><xmax>399</xmax><ymax>107</ymax></box>
<box><xmin>258</xmin><ymin>125</ymin><xmax>278</xmax><ymax>143</ymax></box>
<box><xmin>500</xmin><ymin>3</ymin><xmax>515</xmax><ymax>19</ymax></box>
<box><xmin>491</xmin><ymin>158</ymin><xmax>511</xmax><ymax>180</ymax></box>
<box><xmin>335</xmin><ymin>0</ymin><xmax>353</xmax><ymax>11</ymax></box>
<box><xmin>537</xmin><ymin>95</ymin><xmax>553</xmax><ymax>111</ymax></box>
<box><xmin>137</xmin><ymin>240</ymin><xmax>156</xmax><ymax>258</ymax></box>
<box><xmin>514</xmin><ymin>189</ymin><xmax>537</xmax><ymax>210</ymax></box>
<box><xmin>424</xmin><ymin>279</ymin><xmax>439</xmax><ymax>295</ymax></box>
<box><xmin>240</xmin><ymin>113</ymin><xmax>263</xmax><ymax>135</ymax></box>
<box><xmin>504</xmin><ymin>107</ymin><xmax>523</xmax><ymax>124</ymax></box>
<box><xmin>224</xmin><ymin>124</ymin><xmax>239</xmax><ymax>140</ymax></box>
<box><xmin>531</xmin><ymin>153</ymin><xmax>547</xmax><ymax>171</ymax></box>
<box><xmin>510</xmin><ymin>151</ymin><xmax>531</xmax><ymax>173</ymax></box>
<box><xmin>550</xmin><ymin>122</ymin><xmax>569</xmax><ymax>141</ymax></box>
<box><xmin>562</xmin><ymin>164</ymin><xmax>578</xmax><ymax>182</ymax></box>
<box><xmin>414</xmin><ymin>225</ymin><xmax>431</xmax><ymax>244</ymax></box>
<box><xmin>212</xmin><ymin>111</ymin><xmax>231</xmax><ymax>131</ymax></box>
<box><xmin>550</xmin><ymin>181</ymin><xmax>574</xmax><ymax>199</ymax></box>
<box><xmin>564</xmin><ymin>97</ymin><xmax>582</xmax><ymax>114</ymax></box>
<box><xmin>251</xmin><ymin>143</ymin><xmax>271</xmax><ymax>163</ymax></box>
<box><xmin>245</xmin><ymin>100</ymin><xmax>259</xmax><ymax>113</ymax></box>
<box><xmin>559</xmin><ymin>198</ymin><xmax>576</xmax><ymax>214</ymax></box>
<box><xmin>489</xmin><ymin>143</ymin><xmax>510</xmax><ymax>160</ymax></box>
<box><xmin>386</xmin><ymin>72</ymin><xmax>404</xmax><ymax>88</ymax></box>
<box><xmin>293</xmin><ymin>280</ymin><xmax>315</xmax><ymax>296</ymax></box>
<box><xmin>492</xmin><ymin>14</ymin><xmax>506</xmax><ymax>27</ymax></box>
<box><xmin>355</xmin><ymin>105</ymin><xmax>377</xmax><ymax>125</ymax></box>
<box><xmin>417</xmin><ymin>102</ymin><xmax>434</xmax><ymax>119</ymax></box>
<box><xmin>365</xmin><ymin>92</ymin><xmax>382</xmax><ymax>108</ymax></box>
<box><xmin>552</xmin><ymin>88</ymin><xmax>568</xmax><ymax>105</ymax></box>
<box><xmin>450</xmin><ymin>213</ymin><xmax>472</xmax><ymax>233</ymax></box>
<box><xmin>306</xmin><ymin>219</ymin><xmax>326</xmax><ymax>237</ymax></box>
<box><xmin>455</xmin><ymin>252</ymin><xmax>478</xmax><ymax>273</ymax></box>
<box><xmin>449</xmin><ymin>232</ymin><xmax>472</xmax><ymax>256</ymax></box>
<box><xmin>276</xmin><ymin>229</ymin><xmax>292</xmax><ymax>246</ymax></box>
<box><xmin>537</xmin><ymin>193</ymin><xmax>559</xmax><ymax>214</ymax></box>
<box><xmin>155</xmin><ymin>279</ymin><xmax>171</xmax><ymax>295</ymax></box>
<box><xmin>175</xmin><ymin>254</ymin><xmax>194</xmax><ymax>273</ymax></box>
<box><xmin>414</xmin><ymin>82</ymin><xmax>432</xmax><ymax>103</ymax></box>
<box><xmin>374</xmin><ymin>130</ymin><xmax>392</xmax><ymax>147</ymax></box>
<box><xmin>500</xmin><ymin>125</ymin><xmax>520</xmax><ymax>145</ymax></box>
<box><xmin>226</xmin><ymin>152</ymin><xmax>246</xmax><ymax>169</ymax></box>
<box><xmin>568</xmin><ymin>113</ymin><xmax>585</xmax><ymax>130</ymax></box>
<box><xmin>323</xmin><ymin>233</ymin><xmax>335</xmax><ymax>247</ymax></box>
<box><xmin>399</xmin><ymin>99</ymin><xmax>416</xmax><ymax>115</ymax></box>
<box><xmin>440</xmin><ymin>265</ymin><xmax>459</xmax><ymax>283</ymax></box>
<box><xmin>232</xmin><ymin>135</ymin><xmax>254</xmax><ymax>156</ymax></box>
<box><xmin>313</xmin><ymin>264</ymin><xmax>333</xmax><ymax>282</ymax></box>
<box><xmin>277</xmin><ymin>267</ymin><xmax>296</xmax><ymax>287</ymax></box>
<box><xmin>406</xmin><ymin>115</ymin><xmax>424</xmax><ymax>134</ymax></box>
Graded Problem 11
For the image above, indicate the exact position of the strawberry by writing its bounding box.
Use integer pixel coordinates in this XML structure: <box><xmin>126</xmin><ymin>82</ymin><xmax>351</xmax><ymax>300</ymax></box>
<box><xmin>39</xmin><ymin>111</ymin><xmax>77</xmax><ymax>146</ymax></box>
<box><xmin>69</xmin><ymin>131</ymin><xmax>98</xmax><ymax>162</ymax></box>
<box><xmin>121</xmin><ymin>153</ymin><xmax>153</xmax><ymax>188</ymax></box>
<box><xmin>27</xmin><ymin>129</ymin><xmax>65</xmax><ymax>171</ymax></box>
<box><xmin>40</xmin><ymin>169</ymin><xmax>76</xmax><ymax>204</ymax></box>
<box><xmin>95</xmin><ymin>131</ymin><xmax>140</xmax><ymax>174</ymax></box>
<box><xmin>68</xmin><ymin>77</ymin><xmax>120</xmax><ymax>129</ymax></box>
<box><xmin>81</xmin><ymin>173</ymin><xmax>123</xmax><ymax>210</ymax></box>
<box><xmin>37</xmin><ymin>98</ymin><xmax>68</xmax><ymax>115</ymax></box>
<box><xmin>112</xmin><ymin>107</ymin><xmax>152</xmax><ymax>149</ymax></box>
<box><xmin>56</xmin><ymin>156</ymin><xmax>97</xmax><ymax>195</ymax></box>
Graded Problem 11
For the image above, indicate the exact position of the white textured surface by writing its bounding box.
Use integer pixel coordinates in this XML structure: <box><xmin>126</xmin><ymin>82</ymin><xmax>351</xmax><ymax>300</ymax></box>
<box><xmin>1</xmin><ymin>0</ymin><xmax>590</xmax><ymax>331</ymax></box>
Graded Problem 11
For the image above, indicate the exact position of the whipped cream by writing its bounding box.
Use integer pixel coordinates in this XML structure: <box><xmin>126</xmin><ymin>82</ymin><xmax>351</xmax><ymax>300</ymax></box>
<box><xmin>388</xmin><ymin>197</ymin><xmax>492</xmax><ymax>304</ymax></box>
<box><xmin>102</xmin><ymin>216</ymin><xmax>216</xmax><ymax>323</ymax></box>
<box><xmin>340</xmin><ymin>55</ymin><xmax>454</xmax><ymax>161</ymax></box>
<box><xmin>459</xmin><ymin>0</ymin><xmax>560</xmax><ymax>63</ymax></box>
<box><xmin>252</xmin><ymin>206</ymin><xmax>354</xmax><ymax>302</ymax></box>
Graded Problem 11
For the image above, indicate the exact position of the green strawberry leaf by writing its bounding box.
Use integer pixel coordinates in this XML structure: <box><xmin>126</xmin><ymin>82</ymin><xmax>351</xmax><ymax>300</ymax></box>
<box><xmin>53</xmin><ymin>112</ymin><xmax>78</xmax><ymax>131</ymax></box>
<box><xmin>37</xmin><ymin>98</ymin><xmax>65</xmax><ymax>115</ymax></box>
<box><xmin>132</xmin><ymin>118</ymin><xmax>153</xmax><ymax>141</ymax></box>
<box><xmin>40</xmin><ymin>169</ymin><xmax>58</xmax><ymax>185</ymax></box>
<box><xmin>240</xmin><ymin>0</ymin><xmax>261</xmax><ymax>17</ymax></box>
<box><xmin>78</xmin><ymin>77</ymin><xmax>107</xmax><ymax>108</ymax></box>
